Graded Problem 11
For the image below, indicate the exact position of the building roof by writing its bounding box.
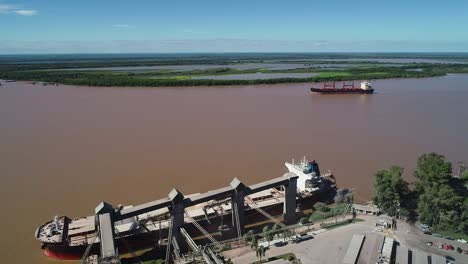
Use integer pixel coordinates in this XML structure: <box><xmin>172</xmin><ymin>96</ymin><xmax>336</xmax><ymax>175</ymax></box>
<box><xmin>352</xmin><ymin>203</ymin><xmax>380</xmax><ymax>213</ymax></box>
<box><xmin>395</xmin><ymin>245</ymin><xmax>409</xmax><ymax>264</ymax></box>
<box><xmin>343</xmin><ymin>234</ymin><xmax>365</xmax><ymax>264</ymax></box>
<box><xmin>381</xmin><ymin>237</ymin><xmax>394</xmax><ymax>258</ymax></box>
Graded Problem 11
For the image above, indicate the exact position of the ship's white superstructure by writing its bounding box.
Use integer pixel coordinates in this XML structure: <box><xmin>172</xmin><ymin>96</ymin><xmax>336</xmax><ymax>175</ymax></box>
<box><xmin>285</xmin><ymin>157</ymin><xmax>334</xmax><ymax>193</ymax></box>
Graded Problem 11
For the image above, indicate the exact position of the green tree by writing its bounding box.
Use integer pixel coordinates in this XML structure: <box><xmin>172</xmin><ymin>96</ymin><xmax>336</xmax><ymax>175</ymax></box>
<box><xmin>414</xmin><ymin>153</ymin><xmax>452</xmax><ymax>186</ymax></box>
<box><xmin>281</xmin><ymin>230</ymin><xmax>292</xmax><ymax>242</ymax></box>
<box><xmin>414</xmin><ymin>153</ymin><xmax>466</xmax><ymax>235</ymax></box>
<box><xmin>250</xmin><ymin>236</ymin><xmax>258</xmax><ymax>250</ymax></box>
<box><xmin>461</xmin><ymin>170</ymin><xmax>468</xmax><ymax>181</ymax></box>
<box><xmin>256</xmin><ymin>246</ymin><xmax>267</xmax><ymax>263</ymax></box>
<box><xmin>262</xmin><ymin>226</ymin><xmax>273</xmax><ymax>246</ymax></box>
<box><xmin>243</xmin><ymin>230</ymin><xmax>254</xmax><ymax>244</ymax></box>
<box><xmin>458</xmin><ymin>199</ymin><xmax>468</xmax><ymax>234</ymax></box>
<box><xmin>271</xmin><ymin>223</ymin><xmax>281</xmax><ymax>237</ymax></box>
<box><xmin>373</xmin><ymin>166</ymin><xmax>409</xmax><ymax>216</ymax></box>
<box><xmin>314</xmin><ymin>202</ymin><xmax>328</xmax><ymax>212</ymax></box>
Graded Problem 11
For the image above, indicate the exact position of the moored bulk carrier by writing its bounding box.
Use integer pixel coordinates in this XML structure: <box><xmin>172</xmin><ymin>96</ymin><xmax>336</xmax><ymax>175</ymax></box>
<box><xmin>35</xmin><ymin>158</ymin><xmax>336</xmax><ymax>261</ymax></box>
<box><xmin>310</xmin><ymin>81</ymin><xmax>375</xmax><ymax>94</ymax></box>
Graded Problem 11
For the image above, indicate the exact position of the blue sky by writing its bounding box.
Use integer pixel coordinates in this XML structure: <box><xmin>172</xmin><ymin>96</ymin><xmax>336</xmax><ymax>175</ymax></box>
<box><xmin>1</xmin><ymin>0</ymin><xmax>468</xmax><ymax>53</ymax></box>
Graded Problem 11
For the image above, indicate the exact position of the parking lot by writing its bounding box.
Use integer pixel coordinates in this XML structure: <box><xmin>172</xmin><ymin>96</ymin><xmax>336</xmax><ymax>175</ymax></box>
<box><xmin>227</xmin><ymin>215</ymin><xmax>468</xmax><ymax>264</ymax></box>
<box><xmin>394</xmin><ymin>220</ymin><xmax>468</xmax><ymax>263</ymax></box>
<box><xmin>230</xmin><ymin>217</ymin><xmax>376</xmax><ymax>264</ymax></box>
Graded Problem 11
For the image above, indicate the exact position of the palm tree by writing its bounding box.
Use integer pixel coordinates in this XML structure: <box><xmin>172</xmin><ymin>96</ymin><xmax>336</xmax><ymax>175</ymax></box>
<box><xmin>250</xmin><ymin>236</ymin><xmax>258</xmax><ymax>250</ymax></box>
<box><xmin>272</xmin><ymin>223</ymin><xmax>281</xmax><ymax>237</ymax></box>
<box><xmin>262</xmin><ymin>225</ymin><xmax>273</xmax><ymax>246</ymax></box>
<box><xmin>281</xmin><ymin>230</ymin><xmax>292</xmax><ymax>242</ymax></box>
<box><xmin>256</xmin><ymin>245</ymin><xmax>266</xmax><ymax>263</ymax></box>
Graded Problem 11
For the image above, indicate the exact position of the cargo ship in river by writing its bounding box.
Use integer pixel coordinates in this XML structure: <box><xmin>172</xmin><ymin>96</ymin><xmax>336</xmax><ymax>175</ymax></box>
<box><xmin>35</xmin><ymin>158</ymin><xmax>336</xmax><ymax>260</ymax></box>
<box><xmin>310</xmin><ymin>81</ymin><xmax>374</xmax><ymax>94</ymax></box>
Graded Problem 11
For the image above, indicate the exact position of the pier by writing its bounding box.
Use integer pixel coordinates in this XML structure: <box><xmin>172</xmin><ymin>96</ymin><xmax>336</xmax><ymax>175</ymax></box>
<box><xmin>87</xmin><ymin>173</ymin><xmax>299</xmax><ymax>264</ymax></box>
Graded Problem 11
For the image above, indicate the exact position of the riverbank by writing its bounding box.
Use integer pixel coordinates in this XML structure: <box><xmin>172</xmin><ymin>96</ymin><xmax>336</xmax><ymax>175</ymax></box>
<box><xmin>0</xmin><ymin>64</ymin><xmax>455</xmax><ymax>87</ymax></box>
<box><xmin>2</xmin><ymin>53</ymin><xmax>468</xmax><ymax>87</ymax></box>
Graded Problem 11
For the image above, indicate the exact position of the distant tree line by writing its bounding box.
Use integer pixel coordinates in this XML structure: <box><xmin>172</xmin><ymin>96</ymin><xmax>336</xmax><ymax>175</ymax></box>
<box><xmin>0</xmin><ymin>65</ymin><xmax>450</xmax><ymax>87</ymax></box>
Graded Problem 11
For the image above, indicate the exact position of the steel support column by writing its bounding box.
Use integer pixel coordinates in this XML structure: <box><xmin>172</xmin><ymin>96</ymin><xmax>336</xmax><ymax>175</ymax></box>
<box><xmin>283</xmin><ymin>177</ymin><xmax>297</xmax><ymax>225</ymax></box>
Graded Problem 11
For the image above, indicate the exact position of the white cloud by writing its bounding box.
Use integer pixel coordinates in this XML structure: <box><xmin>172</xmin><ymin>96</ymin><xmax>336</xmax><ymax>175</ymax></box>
<box><xmin>14</xmin><ymin>9</ymin><xmax>37</xmax><ymax>16</ymax></box>
<box><xmin>113</xmin><ymin>24</ymin><xmax>133</xmax><ymax>29</ymax></box>
<box><xmin>0</xmin><ymin>4</ymin><xmax>14</xmax><ymax>13</ymax></box>
<box><xmin>0</xmin><ymin>4</ymin><xmax>37</xmax><ymax>16</ymax></box>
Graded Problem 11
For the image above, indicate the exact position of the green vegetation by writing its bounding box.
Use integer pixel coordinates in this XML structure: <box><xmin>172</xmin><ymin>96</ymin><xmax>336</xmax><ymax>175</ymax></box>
<box><xmin>255</xmin><ymin>245</ymin><xmax>267</xmax><ymax>263</ymax></box>
<box><xmin>308</xmin><ymin>203</ymin><xmax>349</xmax><ymax>222</ymax></box>
<box><xmin>321</xmin><ymin>219</ymin><xmax>362</xmax><ymax>229</ymax></box>
<box><xmin>263</xmin><ymin>225</ymin><xmax>274</xmax><ymax>246</ymax></box>
<box><xmin>373</xmin><ymin>166</ymin><xmax>410</xmax><ymax>217</ymax></box>
<box><xmin>373</xmin><ymin>153</ymin><xmax>468</xmax><ymax>239</ymax></box>
<box><xmin>3</xmin><ymin>56</ymin><xmax>468</xmax><ymax>87</ymax></box>
<box><xmin>251</xmin><ymin>252</ymin><xmax>300</xmax><ymax>264</ymax></box>
<box><xmin>415</xmin><ymin>153</ymin><xmax>467</xmax><ymax>235</ymax></box>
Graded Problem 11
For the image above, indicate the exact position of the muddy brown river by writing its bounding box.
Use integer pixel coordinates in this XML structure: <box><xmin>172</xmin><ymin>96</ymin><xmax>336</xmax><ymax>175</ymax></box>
<box><xmin>1</xmin><ymin>75</ymin><xmax>468</xmax><ymax>263</ymax></box>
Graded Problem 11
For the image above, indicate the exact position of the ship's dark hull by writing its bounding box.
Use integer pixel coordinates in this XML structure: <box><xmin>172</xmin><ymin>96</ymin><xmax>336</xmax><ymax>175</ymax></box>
<box><xmin>42</xmin><ymin>193</ymin><xmax>327</xmax><ymax>260</ymax></box>
<box><xmin>310</xmin><ymin>88</ymin><xmax>374</xmax><ymax>94</ymax></box>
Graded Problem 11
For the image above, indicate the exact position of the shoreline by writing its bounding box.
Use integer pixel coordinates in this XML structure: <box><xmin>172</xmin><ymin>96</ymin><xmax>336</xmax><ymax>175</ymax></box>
<box><xmin>1</xmin><ymin>73</ymin><xmax>453</xmax><ymax>89</ymax></box>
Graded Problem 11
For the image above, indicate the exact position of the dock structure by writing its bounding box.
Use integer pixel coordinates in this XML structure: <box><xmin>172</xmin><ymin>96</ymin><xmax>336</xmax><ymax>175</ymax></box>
<box><xmin>95</xmin><ymin>202</ymin><xmax>120</xmax><ymax>264</ymax></box>
<box><xmin>90</xmin><ymin>173</ymin><xmax>299</xmax><ymax>264</ymax></box>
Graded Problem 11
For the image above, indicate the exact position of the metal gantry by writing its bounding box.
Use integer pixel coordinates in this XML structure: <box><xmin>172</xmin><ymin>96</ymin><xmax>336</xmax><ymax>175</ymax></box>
<box><xmin>86</xmin><ymin>173</ymin><xmax>299</xmax><ymax>264</ymax></box>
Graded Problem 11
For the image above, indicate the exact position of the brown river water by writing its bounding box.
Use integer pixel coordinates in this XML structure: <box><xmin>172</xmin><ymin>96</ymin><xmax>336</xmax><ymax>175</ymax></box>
<box><xmin>1</xmin><ymin>75</ymin><xmax>468</xmax><ymax>263</ymax></box>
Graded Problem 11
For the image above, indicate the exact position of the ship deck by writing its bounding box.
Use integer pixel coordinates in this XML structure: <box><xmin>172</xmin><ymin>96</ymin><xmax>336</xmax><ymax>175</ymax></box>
<box><xmin>63</xmin><ymin>188</ymin><xmax>289</xmax><ymax>246</ymax></box>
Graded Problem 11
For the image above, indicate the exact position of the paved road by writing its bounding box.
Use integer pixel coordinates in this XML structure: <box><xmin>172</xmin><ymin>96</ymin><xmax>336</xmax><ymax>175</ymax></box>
<box><xmin>394</xmin><ymin>220</ymin><xmax>468</xmax><ymax>263</ymax></box>
<box><xmin>231</xmin><ymin>217</ymin><xmax>376</xmax><ymax>264</ymax></box>
<box><xmin>229</xmin><ymin>215</ymin><xmax>468</xmax><ymax>264</ymax></box>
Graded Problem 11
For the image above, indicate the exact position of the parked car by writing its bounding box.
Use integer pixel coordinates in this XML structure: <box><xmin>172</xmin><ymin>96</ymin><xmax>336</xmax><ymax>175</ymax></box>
<box><xmin>426</xmin><ymin>241</ymin><xmax>433</xmax><ymax>246</ymax></box>
<box><xmin>445</xmin><ymin>256</ymin><xmax>455</xmax><ymax>264</ymax></box>
<box><xmin>420</xmin><ymin>223</ymin><xmax>430</xmax><ymax>229</ymax></box>
<box><xmin>446</xmin><ymin>236</ymin><xmax>455</xmax><ymax>241</ymax></box>
<box><xmin>292</xmin><ymin>234</ymin><xmax>313</xmax><ymax>243</ymax></box>
<box><xmin>273</xmin><ymin>241</ymin><xmax>287</xmax><ymax>247</ymax></box>
<box><xmin>433</xmin><ymin>233</ymin><xmax>442</xmax><ymax>238</ymax></box>
<box><xmin>457</xmin><ymin>238</ymin><xmax>467</xmax><ymax>244</ymax></box>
